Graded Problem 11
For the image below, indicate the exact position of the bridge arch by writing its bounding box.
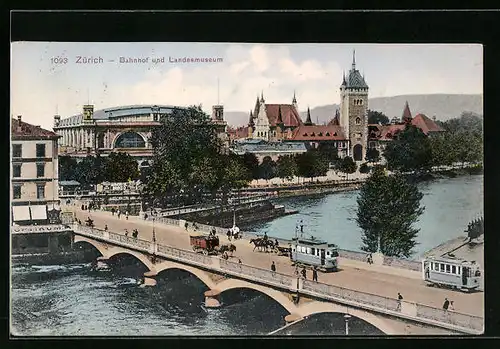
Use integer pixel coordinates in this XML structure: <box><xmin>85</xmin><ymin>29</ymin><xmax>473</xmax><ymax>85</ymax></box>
<box><xmin>215</xmin><ymin>278</ymin><xmax>297</xmax><ymax>314</ymax></box>
<box><xmin>74</xmin><ymin>235</ymin><xmax>107</xmax><ymax>257</ymax></box>
<box><xmin>154</xmin><ymin>261</ymin><xmax>216</xmax><ymax>289</ymax></box>
<box><xmin>106</xmin><ymin>249</ymin><xmax>156</xmax><ymax>272</ymax></box>
<box><xmin>297</xmin><ymin>301</ymin><xmax>398</xmax><ymax>335</ymax></box>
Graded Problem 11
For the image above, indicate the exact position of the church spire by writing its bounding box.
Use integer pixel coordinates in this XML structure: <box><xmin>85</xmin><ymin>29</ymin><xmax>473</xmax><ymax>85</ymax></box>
<box><xmin>249</xmin><ymin>110</ymin><xmax>254</xmax><ymax>126</ymax></box>
<box><xmin>402</xmin><ymin>100</ymin><xmax>412</xmax><ymax>123</ymax></box>
<box><xmin>260</xmin><ymin>91</ymin><xmax>265</xmax><ymax>102</ymax></box>
<box><xmin>352</xmin><ymin>49</ymin><xmax>356</xmax><ymax>70</ymax></box>
<box><xmin>305</xmin><ymin>107</ymin><xmax>313</xmax><ymax>125</ymax></box>
<box><xmin>292</xmin><ymin>90</ymin><xmax>297</xmax><ymax>104</ymax></box>
<box><xmin>341</xmin><ymin>70</ymin><xmax>347</xmax><ymax>86</ymax></box>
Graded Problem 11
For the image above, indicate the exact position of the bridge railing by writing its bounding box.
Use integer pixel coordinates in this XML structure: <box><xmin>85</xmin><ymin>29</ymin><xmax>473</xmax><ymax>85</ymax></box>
<box><xmin>156</xmin><ymin>243</ymin><xmax>213</xmax><ymax>266</ymax></box>
<box><xmin>302</xmin><ymin>279</ymin><xmax>400</xmax><ymax>310</ymax></box>
<box><xmin>150</xmin><ymin>217</ymin><xmax>179</xmax><ymax>226</ymax></box>
<box><xmin>383</xmin><ymin>256</ymin><xmax>422</xmax><ymax>272</ymax></box>
<box><xmin>74</xmin><ymin>225</ymin><xmax>105</xmax><ymax>237</ymax></box>
<box><xmin>108</xmin><ymin>231</ymin><xmax>152</xmax><ymax>250</ymax></box>
<box><xmin>415</xmin><ymin>303</ymin><xmax>483</xmax><ymax>332</ymax></box>
<box><xmin>337</xmin><ymin>249</ymin><xmax>369</xmax><ymax>262</ymax></box>
<box><xmin>219</xmin><ymin>259</ymin><xmax>296</xmax><ymax>290</ymax></box>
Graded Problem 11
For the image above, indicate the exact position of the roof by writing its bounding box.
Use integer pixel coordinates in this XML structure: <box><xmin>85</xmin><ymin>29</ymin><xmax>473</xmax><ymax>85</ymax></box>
<box><xmin>290</xmin><ymin>125</ymin><xmax>347</xmax><ymax>141</ymax></box>
<box><xmin>265</xmin><ymin>104</ymin><xmax>303</xmax><ymax>127</ymax></box>
<box><xmin>345</xmin><ymin>68</ymin><xmax>368</xmax><ymax>89</ymax></box>
<box><xmin>57</xmin><ymin>104</ymin><xmax>187</xmax><ymax>127</ymax></box>
<box><xmin>12</xmin><ymin>118</ymin><xmax>59</xmax><ymax>140</ymax></box>
<box><xmin>412</xmin><ymin>113</ymin><xmax>444</xmax><ymax>134</ymax></box>
<box><xmin>328</xmin><ymin>114</ymin><xmax>340</xmax><ymax>126</ymax></box>
<box><xmin>292</xmin><ymin>237</ymin><xmax>329</xmax><ymax>245</ymax></box>
<box><xmin>368</xmin><ymin>124</ymin><xmax>405</xmax><ymax>141</ymax></box>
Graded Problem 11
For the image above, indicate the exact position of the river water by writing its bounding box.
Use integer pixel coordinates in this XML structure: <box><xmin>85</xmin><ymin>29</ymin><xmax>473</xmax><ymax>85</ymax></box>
<box><xmin>11</xmin><ymin>175</ymin><xmax>482</xmax><ymax>336</ymax></box>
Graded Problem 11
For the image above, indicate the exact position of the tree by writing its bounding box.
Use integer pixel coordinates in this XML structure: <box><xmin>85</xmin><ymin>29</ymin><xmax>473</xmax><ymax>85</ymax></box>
<box><xmin>295</xmin><ymin>151</ymin><xmax>328</xmax><ymax>182</ymax></box>
<box><xmin>147</xmin><ymin>105</ymin><xmax>223</xmax><ymax>206</ymax></box>
<box><xmin>317</xmin><ymin>142</ymin><xmax>340</xmax><ymax>163</ymax></box>
<box><xmin>365</xmin><ymin>148</ymin><xmax>380</xmax><ymax>163</ymax></box>
<box><xmin>104</xmin><ymin>152</ymin><xmax>140</xmax><ymax>182</ymax></box>
<box><xmin>59</xmin><ymin>155</ymin><xmax>78</xmax><ymax>181</ymax></box>
<box><xmin>258</xmin><ymin>156</ymin><xmax>277</xmax><ymax>181</ymax></box>
<box><xmin>383</xmin><ymin>124</ymin><xmax>432</xmax><ymax>173</ymax></box>
<box><xmin>242</xmin><ymin>152</ymin><xmax>260</xmax><ymax>179</ymax></box>
<box><xmin>338</xmin><ymin>156</ymin><xmax>357</xmax><ymax>180</ymax></box>
<box><xmin>359</xmin><ymin>162</ymin><xmax>370</xmax><ymax>174</ymax></box>
<box><xmin>356</xmin><ymin>167</ymin><xmax>424</xmax><ymax>258</ymax></box>
<box><xmin>276</xmin><ymin>155</ymin><xmax>298</xmax><ymax>181</ymax></box>
<box><xmin>74</xmin><ymin>155</ymin><xmax>107</xmax><ymax>188</ymax></box>
<box><xmin>368</xmin><ymin>110</ymin><xmax>390</xmax><ymax>125</ymax></box>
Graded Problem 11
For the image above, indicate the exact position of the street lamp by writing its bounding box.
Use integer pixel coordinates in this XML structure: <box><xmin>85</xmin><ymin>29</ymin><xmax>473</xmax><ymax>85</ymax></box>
<box><xmin>152</xmin><ymin>217</ymin><xmax>156</xmax><ymax>243</ymax></box>
<box><xmin>344</xmin><ymin>314</ymin><xmax>351</xmax><ymax>335</ymax></box>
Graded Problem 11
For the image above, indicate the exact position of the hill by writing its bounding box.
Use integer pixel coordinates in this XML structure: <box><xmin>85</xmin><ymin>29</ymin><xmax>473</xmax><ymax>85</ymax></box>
<box><xmin>223</xmin><ymin>94</ymin><xmax>482</xmax><ymax>127</ymax></box>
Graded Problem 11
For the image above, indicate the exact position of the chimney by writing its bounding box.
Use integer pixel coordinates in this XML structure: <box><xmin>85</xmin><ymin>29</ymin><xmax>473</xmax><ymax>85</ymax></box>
<box><xmin>17</xmin><ymin>115</ymin><xmax>22</xmax><ymax>122</ymax></box>
<box><xmin>432</xmin><ymin>115</ymin><xmax>437</xmax><ymax>121</ymax></box>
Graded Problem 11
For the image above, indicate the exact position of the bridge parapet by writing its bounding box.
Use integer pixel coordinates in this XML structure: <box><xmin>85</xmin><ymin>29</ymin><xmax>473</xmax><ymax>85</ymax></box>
<box><xmin>415</xmin><ymin>303</ymin><xmax>483</xmax><ymax>333</ymax></box>
<box><xmin>156</xmin><ymin>244</ymin><xmax>214</xmax><ymax>266</ymax></box>
<box><xmin>219</xmin><ymin>259</ymin><xmax>296</xmax><ymax>291</ymax></box>
<box><xmin>108</xmin><ymin>231</ymin><xmax>152</xmax><ymax>250</ymax></box>
<box><xmin>11</xmin><ymin>224</ymin><xmax>72</xmax><ymax>234</ymax></box>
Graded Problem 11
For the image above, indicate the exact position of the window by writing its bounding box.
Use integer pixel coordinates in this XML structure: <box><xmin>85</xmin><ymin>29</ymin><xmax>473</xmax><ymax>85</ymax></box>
<box><xmin>36</xmin><ymin>144</ymin><xmax>46</xmax><ymax>158</ymax></box>
<box><xmin>355</xmin><ymin>117</ymin><xmax>361</xmax><ymax>125</ymax></box>
<box><xmin>440</xmin><ymin>263</ymin><xmax>445</xmax><ymax>272</ymax></box>
<box><xmin>115</xmin><ymin>132</ymin><xmax>146</xmax><ymax>148</ymax></box>
<box><xmin>446</xmin><ymin>264</ymin><xmax>451</xmax><ymax>273</ymax></box>
<box><xmin>306</xmin><ymin>248</ymin><xmax>311</xmax><ymax>254</ymax></box>
<box><xmin>458</xmin><ymin>266</ymin><xmax>461</xmax><ymax>275</ymax></box>
<box><xmin>13</xmin><ymin>164</ymin><xmax>21</xmax><ymax>177</ymax></box>
<box><xmin>37</xmin><ymin>184</ymin><xmax>45</xmax><ymax>199</ymax></box>
<box><xmin>452</xmin><ymin>265</ymin><xmax>456</xmax><ymax>274</ymax></box>
<box><xmin>311</xmin><ymin>248</ymin><xmax>315</xmax><ymax>255</ymax></box>
<box><xmin>36</xmin><ymin>163</ymin><xmax>45</xmax><ymax>178</ymax></box>
<box><xmin>13</xmin><ymin>144</ymin><xmax>23</xmax><ymax>158</ymax></box>
<box><xmin>13</xmin><ymin>185</ymin><xmax>22</xmax><ymax>199</ymax></box>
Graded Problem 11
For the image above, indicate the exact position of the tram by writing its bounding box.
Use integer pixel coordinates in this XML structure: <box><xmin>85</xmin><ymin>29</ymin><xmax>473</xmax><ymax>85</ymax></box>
<box><xmin>290</xmin><ymin>227</ymin><xmax>339</xmax><ymax>272</ymax></box>
<box><xmin>422</xmin><ymin>255</ymin><xmax>482</xmax><ymax>292</ymax></box>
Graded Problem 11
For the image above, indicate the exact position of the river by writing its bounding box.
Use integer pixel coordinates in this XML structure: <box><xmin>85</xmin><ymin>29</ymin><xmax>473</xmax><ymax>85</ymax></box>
<box><xmin>11</xmin><ymin>175</ymin><xmax>482</xmax><ymax>336</ymax></box>
<box><xmin>247</xmin><ymin>174</ymin><xmax>483</xmax><ymax>259</ymax></box>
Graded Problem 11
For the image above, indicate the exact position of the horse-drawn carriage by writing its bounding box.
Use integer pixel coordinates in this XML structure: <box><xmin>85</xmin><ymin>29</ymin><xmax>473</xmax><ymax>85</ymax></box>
<box><xmin>190</xmin><ymin>234</ymin><xmax>236</xmax><ymax>258</ymax></box>
<box><xmin>275</xmin><ymin>245</ymin><xmax>292</xmax><ymax>256</ymax></box>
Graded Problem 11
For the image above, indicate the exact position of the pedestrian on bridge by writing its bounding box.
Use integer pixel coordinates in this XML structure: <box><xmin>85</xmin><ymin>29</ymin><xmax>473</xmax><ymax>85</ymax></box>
<box><xmin>111</xmin><ymin>208</ymin><xmax>115</xmax><ymax>216</ymax></box>
<box><xmin>117</xmin><ymin>210</ymin><xmax>121</xmax><ymax>219</ymax></box>
<box><xmin>301</xmin><ymin>267</ymin><xmax>307</xmax><ymax>279</ymax></box>
<box><xmin>443</xmin><ymin>298</ymin><xmax>450</xmax><ymax>312</ymax></box>
<box><xmin>397</xmin><ymin>293</ymin><xmax>403</xmax><ymax>311</ymax></box>
<box><xmin>126</xmin><ymin>211</ymin><xmax>129</xmax><ymax>220</ymax></box>
<box><xmin>104</xmin><ymin>225</ymin><xmax>108</xmax><ymax>231</ymax></box>
<box><xmin>271</xmin><ymin>261</ymin><xmax>276</xmax><ymax>276</ymax></box>
<box><xmin>449</xmin><ymin>300</ymin><xmax>454</xmax><ymax>311</ymax></box>
<box><xmin>312</xmin><ymin>267</ymin><xmax>318</xmax><ymax>282</ymax></box>
<box><xmin>185</xmin><ymin>222</ymin><xmax>189</xmax><ymax>230</ymax></box>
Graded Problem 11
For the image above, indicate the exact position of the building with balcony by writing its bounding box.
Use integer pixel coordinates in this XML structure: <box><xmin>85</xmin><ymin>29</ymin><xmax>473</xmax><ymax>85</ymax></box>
<box><xmin>11</xmin><ymin>116</ymin><xmax>60</xmax><ymax>225</ymax></box>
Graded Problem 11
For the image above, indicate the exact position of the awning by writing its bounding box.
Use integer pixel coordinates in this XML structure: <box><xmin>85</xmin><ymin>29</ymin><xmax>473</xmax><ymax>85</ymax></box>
<box><xmin>12</xmin><ymin>206</ymin><xmax>31</xmax><ymax>221</ymax></box>
<box><xmin>30</xmin><ymin>205</ymin><xmax>47</xmax><ymax>220</ymax></box>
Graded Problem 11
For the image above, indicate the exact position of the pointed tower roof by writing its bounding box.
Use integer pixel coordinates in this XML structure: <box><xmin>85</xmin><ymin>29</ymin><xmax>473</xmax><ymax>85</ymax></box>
<box><xmin>341</xmin><ymin>71</ymin><xmax>347</xmax><ymax>86</ymax></box>
<box><xmin>304</xmin><ymin>107</ymin><xmax>313</xmax><ymax>125</ymax></box>
<box><xmin>402</xmin><ymin>101</ymin><xmax>412</xmax><ymax>123</ymax></box>
<box><xmin>260</xmin><ymin>91</ymin><xmax>265</xmax><ymax>103</ymax></box>
<box><xmin>352</xmin><ymin>49</ymin><xmax>356</xmax><ymax>70</ymax></box>
<box><xmin>249</xmin><ymin>110</ymin><xmax>254</xmax><ymax>126</ymax></box>
<box><xmin>345</xmin><ymin>50</ymin><xmax>368</xmax><ymax>89</ymax></box>
<box><xmin>328</xmin><ymin>110</ymin><xmax>340</xmax><ymax>126</ymax></box>
<box><xmin>277</xmin><ymin>105</ymin><xmax>284</xmax><ymax>124</ymax></box>
<box><xmin>292</xmin><ymin>90</ymin><xmax>297</xmax><ymax>104</ymax></box>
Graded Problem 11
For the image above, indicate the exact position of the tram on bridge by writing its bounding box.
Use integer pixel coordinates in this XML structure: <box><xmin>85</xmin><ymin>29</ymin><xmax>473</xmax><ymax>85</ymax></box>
<box><xmin>422</xmin><ymin>255</ymin><xmax>481</xmax><ymax>292</ymax></box>
<box><xmin>290</xmin><ymin>227</ymin><xmax>339</xmax><ymax>272</ymax></box>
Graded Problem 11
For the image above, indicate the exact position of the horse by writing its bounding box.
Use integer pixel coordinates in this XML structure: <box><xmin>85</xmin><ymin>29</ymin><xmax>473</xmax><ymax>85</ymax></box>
<box><xmin>218</xmin><ymin>244</ymin><xmax>236</xmax><ymax>257</ymax></box>
<box><xmin>250</xmin><ymin>238</ymin><xmax>270</xmax><ymax>252</ymax></box>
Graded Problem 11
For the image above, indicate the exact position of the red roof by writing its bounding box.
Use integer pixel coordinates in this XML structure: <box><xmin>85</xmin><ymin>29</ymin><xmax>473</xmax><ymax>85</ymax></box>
<box><xmin>411</xmin><ymin>113</ymin><xmax>444</xmax><ymax>134</ymax></box>
<box><xmin>368</xmin><ymin>124</ymin><xmax>405</xmax><ymax>141</ymax></box>
<box><xmin>290</xmin><ymin>125</ymin><xmax>347</xmax><ymax>141</ymax></box>
<box><xmin>265</xmin><ymin>104</ymin><xmax>303</xmax><ymax>127</ymax></box>
<box><xmin>328</xmin><ymin>115</ymin><xmax>340</xmax><ymax>126</ymax></box>
<box><xmin>228</xmin><ymin>126</ymin><xmax>248</xmax><ymax>139</ymax></box>
<box><xmin>11</xmin><ymin>118</ymin><xmax>59</xmax><ymax>140</ymax></box>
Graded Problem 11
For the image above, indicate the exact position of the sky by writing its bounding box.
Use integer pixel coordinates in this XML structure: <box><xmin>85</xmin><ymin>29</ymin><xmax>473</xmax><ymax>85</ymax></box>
<box><xmin>11</xmin><ymin>42</ymin><xmax>482</xmax><ymax>131</ymax></box>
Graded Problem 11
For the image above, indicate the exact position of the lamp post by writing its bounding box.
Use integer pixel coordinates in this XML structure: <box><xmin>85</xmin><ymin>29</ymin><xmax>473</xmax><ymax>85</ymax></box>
<box><xmin>151</xmin><ymin>105</ymin><xmax>160</xmax><ymax>122</ymax></box>
<box><xmin>152</xmin><ymin>217</ymin><xmax>156</xmax><ymax>243</ymax></box>
<box><xmin>344</xmin><ymin>314</ymin><xmax>351</xmax><ymax>335</ymax></box>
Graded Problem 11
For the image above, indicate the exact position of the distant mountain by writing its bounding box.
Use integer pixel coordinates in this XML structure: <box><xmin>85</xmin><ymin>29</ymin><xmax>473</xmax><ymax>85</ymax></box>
<box><xmin>224</xmin><ymin>94</ymin><xmax>483</xmax><ymax>127</ymax></box>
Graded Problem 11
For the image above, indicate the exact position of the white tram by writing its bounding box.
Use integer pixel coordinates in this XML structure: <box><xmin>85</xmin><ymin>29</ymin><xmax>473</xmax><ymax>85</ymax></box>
<box><xmin>290</xmin><ymin>236</ymin><xmax>339</xmax><ymax>272</ymax></box>
<box><xmin>422</xmin><ymin>255</ymin><xmax>481</xmax><ymax>292</ymax></box>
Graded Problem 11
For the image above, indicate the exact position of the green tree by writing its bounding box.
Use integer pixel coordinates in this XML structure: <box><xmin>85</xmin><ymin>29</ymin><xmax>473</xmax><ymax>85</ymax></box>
<box><xmin>383</xmin><ymin>124</ymin><xmax>432</xmax><ymax>173</ymax></box>
<box><xmin>356</xmin><ymin>167</ymin><xmax>425</xmax><ymax>258</ymax></box>
<box><xmin>365</xmin><ymin>148</ymin><xmax>380</xmax><ymax>163</ymax></box>
<box><xmin>258</xmin><ymin>156</ymin><xmax>277</xmax><ymax>181</ymax></box>
<box><xmin>74</xmin><ymin>155</ymin><xmax>107</xmax><ymax>188</ymax></box>
<box><xmin>242</xmin><ymin>152</ymin><xmax>260</xmax><ymax>179</ymax></box>
<box><xmin>276</xmin><ymin>155</ymin><xmax>298</xmax><ymax>181</ymax></box>
<box><xmin>317</xmin><ymin>142</ymin><xmax>340</xmax><ymax>163</ymax></box>
<box><xmin>104</xmin><ymin>152</ymin><xmax>140</xmax><ymax>182</ymax></box>
<box><xmin>368</xmin><ymin>110</ymin><xmax>390</xmax><ymax>125</ymax></box>
<box><xmin>359</xmin><ymin>162</ymin><xmax>370</xmax><ymax>174</ymax></box>
<box><xmin>338</xmin><ymin>156</ymin><xmax>357</xmax><ymax>180</ymax></box>
<box><xmin>295</xmin><ymin>151</ymin><xmax>328</xmax><ymax>181</ymax></box>
<box><xmin>58</xmin><ymin>155</ymin><xmax>78</xmax><ymax>181</ymax></box>
<box><xmin>147</xmin><ymin>105</ymin><xmax>223</xmax><ymax>206</ymax></box>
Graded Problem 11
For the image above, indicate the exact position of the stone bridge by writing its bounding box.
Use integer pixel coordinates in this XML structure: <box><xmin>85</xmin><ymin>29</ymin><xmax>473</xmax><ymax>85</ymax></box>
<box><xmin>72</xmin><ymin>225</ymin><xmax>483</xmax><ymax>336</ymax></box>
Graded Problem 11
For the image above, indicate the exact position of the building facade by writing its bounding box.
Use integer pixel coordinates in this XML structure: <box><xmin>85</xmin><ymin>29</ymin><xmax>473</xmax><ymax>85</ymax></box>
<box><xmin>53</xmin><ymin>104</ymin><xmax>228</xmax><ymax>167</ymax></box>
<box><xmin>11</xmin><ymin>116</ymin><xmax>60</xmax><ymax>225</ymax></box>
